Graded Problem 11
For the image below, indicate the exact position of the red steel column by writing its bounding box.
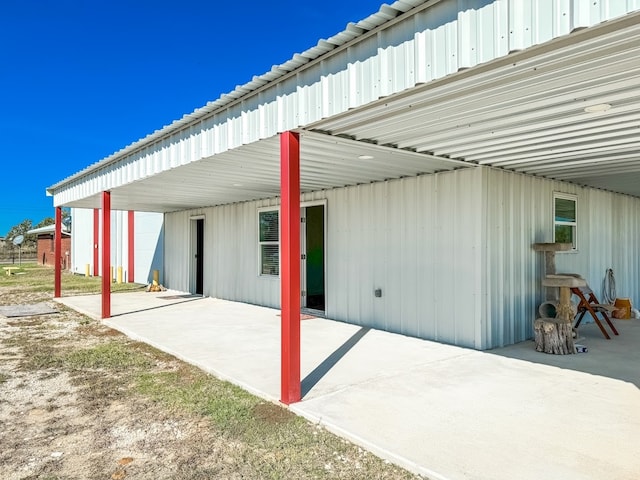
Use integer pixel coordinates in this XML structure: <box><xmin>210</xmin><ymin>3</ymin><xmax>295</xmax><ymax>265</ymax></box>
<box><xmin>101</xmin><ymin>191</ymin><xmax>111</xmax><ymax>319</ymax></box>
<box><xmin>127</xmin><ymin>210</ymin><xmax>135</xmax><ymax>283</ymax></box>
<box><xmin>54</xmin><ymin>207</ymin><xmax>62</xmax><ymax>298</ymax></box>
<box><xmin>280</xmin><ymin>131</ymin><xmax>301</xmax><ymax>405</ymax></box>
<box><xmin>93</xmin><ymin>208</ymin><xmax>99</xmax><ymax>276</ymax></box>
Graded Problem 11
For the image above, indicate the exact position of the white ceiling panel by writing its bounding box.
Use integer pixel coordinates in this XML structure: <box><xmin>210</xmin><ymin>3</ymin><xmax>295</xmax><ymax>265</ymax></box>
<box><xmin>310</xmin><ymin>10</ymin><xmax>640</xmax><ymax>197</ymax></box>
<box><xmin>67</xmin><ymin>132</ymin><xmax>472</xmax><ymax>212</ymax></box>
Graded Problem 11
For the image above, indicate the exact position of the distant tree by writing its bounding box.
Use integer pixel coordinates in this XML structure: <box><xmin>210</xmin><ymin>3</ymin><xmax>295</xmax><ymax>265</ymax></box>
<box><xmin>35</xmin><ymin>217</ymin><xmax>55</xmax><ymax>228</ymax></box>
<box><xmin>5</xmin><ymin>219</ymin><xmax>35</xmax><ymax>249</ymax></box>
<box><xmin>33</xmin><ymin>209</ymin><xmax>70</xmax><ymax>231</ymax></box>
<box><xmin>5</xmin><ymin>209</ymin><xmax>72</xmax><ymax>252</ymax></box>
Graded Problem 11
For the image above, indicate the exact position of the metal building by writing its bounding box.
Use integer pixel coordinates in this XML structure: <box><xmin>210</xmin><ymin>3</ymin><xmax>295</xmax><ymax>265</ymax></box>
<box><xmin>69</xmin><ymin>208</ymin><xmax>163</xmax><ymax>285</ymax></box>
<box><xmin>47</xmin><ymin>0</ymin><xmax>640</xmax><ymax>402</ymax></box>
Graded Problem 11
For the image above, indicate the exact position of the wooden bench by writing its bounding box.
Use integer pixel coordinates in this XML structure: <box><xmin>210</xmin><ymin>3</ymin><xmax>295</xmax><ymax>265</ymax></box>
<box><xmin>3</xmin><ymin>266</ymin><xmax>19</xmax><ymax>276</ymax></box>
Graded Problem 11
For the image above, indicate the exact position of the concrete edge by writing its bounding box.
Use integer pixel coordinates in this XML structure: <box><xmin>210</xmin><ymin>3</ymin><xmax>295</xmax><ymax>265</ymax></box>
<box><xmin>102</xmin><ymin>319</ymin><xmax>281</xmax><ymax>405</ymax></box>
<box><xmin>104</xmin><ymin>318</ymin><xmax>447</xmax><ymax>480</ymax></box>
<box><xmin>52</xmin><ymin>297</ymin><xmax>101</xmax><ymax>321</ymax></box>
<box><xmin>57</xmin><ymin>296</ymin><xmax>447</xmax><ymax>479</ymax></box>
<box><xmin>289</xmin><ymin>404</ymin><xmax>449</xmax><ymax>480</ymax></box>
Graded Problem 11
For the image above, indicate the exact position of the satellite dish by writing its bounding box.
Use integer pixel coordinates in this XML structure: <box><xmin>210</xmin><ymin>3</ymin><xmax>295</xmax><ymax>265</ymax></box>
<box><xmin>12</xmin><ymin>235</ymin><xmax>24</xmax><ymax>246</ymax></box>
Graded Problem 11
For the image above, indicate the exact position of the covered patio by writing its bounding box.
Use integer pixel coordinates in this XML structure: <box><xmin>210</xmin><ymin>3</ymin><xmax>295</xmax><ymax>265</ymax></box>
<box><xmin>56</xmin><ymin>291</ymin><xmax>640</xmax><ymax>480</ymax></box>
<box><xmin>49</xmin><ymin>0</ymin><xmax>640</xmax><ymax>420</ymax></box>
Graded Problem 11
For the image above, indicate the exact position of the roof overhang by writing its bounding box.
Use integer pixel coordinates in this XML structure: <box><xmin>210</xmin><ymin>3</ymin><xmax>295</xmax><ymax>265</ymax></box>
<box><xmin>64</xmin><ymin>131</ymin><xmax>472</xmax><ymax>212</ymax></box>
<box><xmin>311</xmin><ymin>10</ymin><xmax>640</xmax><ymax>197</ymax></box>
<box><xmin>27</xmin><ymin>225</ymin><xmax>71</xmax><ymax>236</ymax></box>
<box><xmin>50</xmin><ymin>5</ymin><xmax>640</xmax><ymax>212</ymax></box>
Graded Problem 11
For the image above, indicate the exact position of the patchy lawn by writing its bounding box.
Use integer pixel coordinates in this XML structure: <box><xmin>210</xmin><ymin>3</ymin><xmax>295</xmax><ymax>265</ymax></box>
<box><xmin>0</xmin><ymin>266</ymin><xmax>423</xmax><ymax>479</ymax></box>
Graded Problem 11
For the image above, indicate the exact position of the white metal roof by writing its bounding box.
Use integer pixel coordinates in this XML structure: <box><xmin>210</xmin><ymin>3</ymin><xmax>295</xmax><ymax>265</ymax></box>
<box><xmin>27</xmin><ymin>224</ymin><xmax>70</xmax><ymax>235</ymax></box>
<box><xmin>47</xmin><ymin>0</ymin><xmax>426</xmax><ymax>194</ymax></box>
<box><xmin>63</xmin><ymin>131</ymin><xmax>470</xmax><ymax>211</ymax></box>
<box><xmin>48</xmin><ymin>0</ymin><xmax>640</xmax><ymax>211</ymax></box>
<box><xmin>312</xmin><ymin>10</ymin><xmax>640</xmax><ymax>198</ymax></box>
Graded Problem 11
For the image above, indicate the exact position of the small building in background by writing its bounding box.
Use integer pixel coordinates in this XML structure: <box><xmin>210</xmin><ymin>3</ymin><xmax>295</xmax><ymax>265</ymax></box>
<box><xmin>27</xmin><ymin>225</ymin><xmax>71</xmax><ymax>269</ymax></box>
<box><xmin>69</xmin><ymin>208</ymin><xmax>164</xmax><ymax>285</ymax></box>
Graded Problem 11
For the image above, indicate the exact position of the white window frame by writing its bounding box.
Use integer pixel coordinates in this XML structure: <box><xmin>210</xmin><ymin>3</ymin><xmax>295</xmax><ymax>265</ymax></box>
<box><xmin>553</xmin><ymin>192</ymin><xmax>578</xmax><ymax>251</ymax></box>
<box><xmin>258</xmin><ymin>207</ymin><xmax>280</xmax><ymax>277</ymax></box>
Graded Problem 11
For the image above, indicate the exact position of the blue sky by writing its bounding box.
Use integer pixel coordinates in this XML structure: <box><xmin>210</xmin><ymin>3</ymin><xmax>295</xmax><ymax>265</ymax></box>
<box><xmin>0</xmin><ymin>0</ymin><xmax>381</xmax><ymax>236</ymax></box>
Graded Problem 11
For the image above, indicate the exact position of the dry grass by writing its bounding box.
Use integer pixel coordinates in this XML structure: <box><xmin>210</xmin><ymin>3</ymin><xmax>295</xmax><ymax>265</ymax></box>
<box><xmin>0</xmin><ymin>266</ymin><xmax>424</xmax><ymax>480</ymax></box>
<box><xmin>0</xmin><ymin>263</ymin><xmax>145</xmax><ymax>296</ymax></box>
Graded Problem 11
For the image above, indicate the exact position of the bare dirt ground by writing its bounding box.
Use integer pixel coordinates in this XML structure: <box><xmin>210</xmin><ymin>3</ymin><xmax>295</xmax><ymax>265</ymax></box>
<box><xmin>0</xmin><ymin>280</ymin><xmax>423</xmax><ymax>480</ymax></box>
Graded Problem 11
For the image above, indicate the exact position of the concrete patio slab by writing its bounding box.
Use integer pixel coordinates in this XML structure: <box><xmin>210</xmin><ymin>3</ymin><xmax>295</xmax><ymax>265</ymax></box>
<box><xmin>56</xmin><ymin>292</ymin><xmax>640</xmax><ymax>480</ymax></box>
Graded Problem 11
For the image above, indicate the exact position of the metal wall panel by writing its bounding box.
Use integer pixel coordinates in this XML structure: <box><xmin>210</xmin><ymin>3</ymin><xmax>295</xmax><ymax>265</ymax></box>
<box><xmin>134</xmin><ymin>212</ymin><xmax>164</xmax><ymax>285</ymax></box>
<box><xmin>111</xmin><ymin>210</ymin><xmax>126</xmax><ymax>279</ymax></box>
<box><xmin>70</xmin><ymin>208</ymin><xmax>163</xmax><ymax>284</ymax></box>
<box><xmin>163</xmin><ymin>211</ymin><xmax>191</xmax><ymax>292</ymax></box>
<box><xmin>162</xmin><ymin>165</ymin><xmax>640</xmax><ymax>350</ymax></box>
<box><xmin>70</xmin><ymin>208</ymin><xmax>93</xmax><ymax>275</ymax></box>
<box><xmin>164</xmin><ymin>198</ymin><xmax>280</xmax><ymax>306</ymax></box>
<box><xmin>163</xmin><ymin>168</ymin><xmax>484</xmax><ymax>348</ymax></box>
<box><xmin>51</xmin><ymin>0</ymin><xmax>639</xmax><ymax>208</ymax></box>
<box><xmin>483</xmin><ymin>167</ymin><xmax>640</xmax><ymax>348</ymax></box>
<box><xmin>323</xmin><ymin>168</ymin><xmax>485</xmax><ymax>348</ymax></box>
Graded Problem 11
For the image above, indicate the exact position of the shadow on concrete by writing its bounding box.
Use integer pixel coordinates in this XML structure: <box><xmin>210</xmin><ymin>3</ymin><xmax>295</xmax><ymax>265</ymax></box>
<box><xmin>110</xmin><ymin>296</ymin><xmax>206</xmax><ymax>318</ymax></box>
<box><xmin>488</xmin><ymin>320</ymin><xmax>640</xmax><ymax>388</ymax></box>
<box><xmin>302</xmin><ymin>327</ymin><xmax>370</xmax><ymax>397</ymax></box>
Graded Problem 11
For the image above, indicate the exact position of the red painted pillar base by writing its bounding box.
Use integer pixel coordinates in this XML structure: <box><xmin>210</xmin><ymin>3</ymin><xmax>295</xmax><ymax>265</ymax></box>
<box><xmin>54</xmin><ymin>207</ymin><xmax>62</xmax><ymax>298</ymax></box>
<box><xmin>280</xmin><ymin>131</ymin><xmax>301</xmax><ymax>405</ymax></box>
<box><xmin>101</xmin><ymin>191</ymin><xmax>111</xmax><ymax>319</ymax></box>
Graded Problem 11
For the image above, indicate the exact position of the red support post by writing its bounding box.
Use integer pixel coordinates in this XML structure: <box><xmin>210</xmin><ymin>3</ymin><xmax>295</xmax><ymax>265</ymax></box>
<box><xmin>280</xmin><ymin>131</ymin><xmax>301</xmax><ymax>405</ymax></box>
<box><xmin>93</xmin><ymin>208</ymin><xmax>99</xmax><ymax>277</ymax></box>
<box><xmin>54</xmin><ymin>207</ymin><xmax>62</xmax><ymax>298</ymax></box>
<box><xmin>101</xmin><ymin>191</ymin><xmax>111</xmax><ymax>319</ymax></box>
<box><xmin>128</xmin><ymin>210</ymin><xmax>135</xmax><ymax>283</ymax></box>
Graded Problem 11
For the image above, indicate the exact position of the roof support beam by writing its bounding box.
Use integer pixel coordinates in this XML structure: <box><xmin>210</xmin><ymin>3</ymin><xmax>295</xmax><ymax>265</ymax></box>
<box><xmin>102</xmin><ymin>191</ymin><xmax>111</xmax><ymax>319</ymax></box>
<box><xmin>280</xmin><ymin>131</ymin><xmax>301</xmax><ymax>405</ymax></box>
<box><xmin>54</xmin><ymin>207</ymin><xmax>62</xmax><ymax>298</ymax></box>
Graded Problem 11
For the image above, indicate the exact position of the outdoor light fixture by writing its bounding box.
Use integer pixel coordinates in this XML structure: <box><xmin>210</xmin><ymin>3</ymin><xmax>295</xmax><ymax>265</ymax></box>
<box><xmin>584</xmin><ymin>103</ymin><xmax>611</xmax><ymax>113</ymax></box>
<box><xmin>358</xmin><ymin>154</ymin><xmax>374</xmax><ymax>160</ymax></box>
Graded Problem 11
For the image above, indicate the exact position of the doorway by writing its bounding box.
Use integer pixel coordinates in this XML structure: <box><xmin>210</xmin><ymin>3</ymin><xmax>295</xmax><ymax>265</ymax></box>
<box><xmin>191</xmin><ymin>218</ymin><xmax>204</xmax><ymax>295</ymax></box>
<box><xmin>301</xmin><ymin>204</ymin><xmax>325</xmax><ymax>312</ymax></box>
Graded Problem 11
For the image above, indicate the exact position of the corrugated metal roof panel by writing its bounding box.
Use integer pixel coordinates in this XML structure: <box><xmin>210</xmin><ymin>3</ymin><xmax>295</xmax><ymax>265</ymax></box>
<box><xmin>49</xmin><ymin>0</ymin><xmax>640</xmax><ymax>208</ymax></box>
<box><xmin>313</xmin><ymin>9</ymin><xmax>640</xmax><ymax>197</ymax></box>
<box><xmin>40</xmin><ymin>1</ymin><xmax>482</xmax><ymax>192</ymax></box>
<box><xmin>54</xmin><ymin>131</ymin><xmax>473</xmax><ymax>212</ymax></box>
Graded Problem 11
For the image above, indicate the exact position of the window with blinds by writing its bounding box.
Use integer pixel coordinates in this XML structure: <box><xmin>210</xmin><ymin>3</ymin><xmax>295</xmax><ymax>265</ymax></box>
<box><xmin>259</xmin><ymin>210</ymin><xmax>279</xmax><ymax>275</ymax></box>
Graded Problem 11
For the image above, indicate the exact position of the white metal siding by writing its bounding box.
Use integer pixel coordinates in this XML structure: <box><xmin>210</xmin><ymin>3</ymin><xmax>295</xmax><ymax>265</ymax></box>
<box><xmin>134</xmin><ymin>212</ymin><xmax>164</xmax><ymax>285</ymax></box>
<box><xmin>483</xmin><ymin>167</ymin><xmax>640</xmax><ymax>348</ymax></box>
<box><xmin>70</xmin><ymin>208</ymin><xmax>93</xmax><ymax>275</ymax></box>
<box><xmin>164</xmin><ymin>166</ymin><xmax>640</xmax><ymax>351</ymax></box>
<box><xmin>164</xmin><ymin>199</ymin><xmax>280</xmax><ymax>306</ymax></box>
<box><xmin>70</xmin><ymin>208</ymin><xmax>163</xmax><ymax>284</ymax></box>
<box><xmin>51</xmin><ymin>0</ymin><xmax>639</xmax><ymax>207</ymax></box>
<box><xmin>164</xmin><ymin>168</ymin><xmax>484</xmax><ymax>348</ymax></box>
<box><xmin>320</xmin><ymin>169</ymin><xmax>484</xmax><ymax>348</ymax></box>
<box><xmin>111</xmin><ymin>210</ymin><xmax>127</xmax><ymax>280</ymax></box>
<box><xmin>163</xmin><ymin>212</ymin><xmax>190</xmax><ymax>291</ymax></box>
